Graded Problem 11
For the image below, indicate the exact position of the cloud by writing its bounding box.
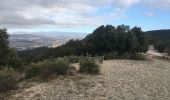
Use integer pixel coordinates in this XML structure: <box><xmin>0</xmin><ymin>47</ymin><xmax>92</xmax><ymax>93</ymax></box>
<box><xmin>0</xmin><ymin>0</ymin><xmax>169</xmax><ymax>30</ymax></box>
<box><xmin>0</xmin><ymin>0</ymin><xmax>141</xmax><ymax>29</ymax></box>
<box><xmin>144</xmin><ymin>12</ymin><xmax>155</xmax><ymax>17</ymax></box>
<box><xmin>143</xmin><ymin>0</ymin><xmax>170</xmax><ymax>9</ymax></box>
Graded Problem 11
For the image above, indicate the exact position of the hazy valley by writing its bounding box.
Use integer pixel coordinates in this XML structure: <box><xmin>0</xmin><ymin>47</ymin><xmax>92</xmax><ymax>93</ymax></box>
<box><xmin>9</xmin><ymin>32</ymin><xmax>86</xmax><ymax>51</ymax></box>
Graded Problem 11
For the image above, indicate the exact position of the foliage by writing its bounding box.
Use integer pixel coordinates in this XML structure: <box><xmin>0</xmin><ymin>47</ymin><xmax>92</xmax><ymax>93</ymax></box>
<box><xmin>0</xmin><ymin>28</ymin><xmax>9</xmax><ymax>66</ymax></box>
<box><xmin>154</xmin><ymin>41</ymin><xmax>167</xmax><ymax>53</ymax></box>
<box><xmin>84</xmin><ymin>25</ymin><xmax>149</xmax><ymax>58</ymax></box>
<box><xmin>103</xmin><ymin>52</ymin><xmax>127</xmax><ymax>60</ymax></box>
<box><xmin>146</xmin><ymin>29</ymin><xmax>170</xmax><ymax>53</ymax></box>
<box><xmin>18</xmin><ymin>25</ymin><xmax>149</xmax><ymax>63</ymax></box>
<box><xmin>54</xmin><ymin>58</ymin><xmax>70</xmax><ymax>75</ymax></box>
<box><xmin>167</xmin><ymin>44</ymin><xmax>170</xmax><ymax>55</ymax></box>
<box><xmin>79</xmin><ymin>58</ymin><xmax>100</xmax><ymax>74</ymax></box>
<box><xmin>0</xmin><ymin>28</ymin><xmax>21</xmax><ymax>68</ymax></box>
<box><xmin>0</xmin><ymin>67</ymin><xmax>18</xmax><ymax>92</ymax></box>
<box><xmin>129</xmin><ymin>54</ymin><xmax>146</xmax><ymax>60</ymax></box>
<box><xmin>18</xmin><ymin>47</ymin><xmax>49</xmax><ymax>65</ymax></box>
<box><xmin>66</xmin><ymin>56</ymin><xmax>83</xmax><ymax>63</ymax></box>
<box><xmin>25</xmin><ymin>64</ymin><xmax>40</xmax><ymax>78</ymax></box>
<box><xmin>146</xmin><ymin>29</ymin><xmax>170</xmax><ymax>43</ymax></box>
<box><xmin>25</xmin><ymin>58</ymin><xmax>70</xmax><ymax>78</ymax></box>
<box><xmin>103</xmin><ymin>52</ymin><xmax>118</xmax><ymax>60</ymax></box>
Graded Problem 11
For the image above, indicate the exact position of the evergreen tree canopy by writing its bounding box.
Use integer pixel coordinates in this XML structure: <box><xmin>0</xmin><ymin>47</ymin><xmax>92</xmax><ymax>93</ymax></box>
<box><xmin>18</xmin><ymin>25</ymin><xmax>149</xmax><ymax>63</ymax></box>
<box><xmin>0</xmin><ymin>28</ymin><xmax>21</xmax><ymax>68</ymax></box>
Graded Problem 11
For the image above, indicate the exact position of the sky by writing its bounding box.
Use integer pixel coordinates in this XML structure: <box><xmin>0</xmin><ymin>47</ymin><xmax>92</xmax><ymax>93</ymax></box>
<box><xmin>0</xmin><ymin>0</ymin><xmax>170</xmax><ymax>34</ymax></box>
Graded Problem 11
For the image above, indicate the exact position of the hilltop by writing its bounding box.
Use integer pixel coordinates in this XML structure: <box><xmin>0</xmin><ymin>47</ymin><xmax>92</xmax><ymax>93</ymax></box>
<box><xmin>146</xmin><ymin>29</ymin><xmax>170</xmax><ymax>40</ymax></box>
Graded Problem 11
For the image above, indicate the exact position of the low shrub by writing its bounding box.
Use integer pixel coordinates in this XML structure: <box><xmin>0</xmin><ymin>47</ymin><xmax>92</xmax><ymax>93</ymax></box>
<box><xmin>104</xmin><ymin>52</ymin><xmax>130</xmax><ymax>60</ymax></box>
<box><xmin>0</xmin><ymin>67</ymin><xmax>18</xmax><ymax>92</ymax></box>
<box><xmin>25</xmin><ymin>64</ymin><xmax>40</xmax><ymax>78</ymax></box>
<box><xmin>79</xmin><ymin>58</ymin><xmax>100</xmax><ymax>74</ymax></box>
<box><xmin>55</xmin><ymin>59</ymin><xmax>69</xmax><ymax>75</ymax></box>
<box><xmin>154</xmin><ymin>41</ymin><xmax>167</xmax><ymax>53</ymax></box>
<box><xmin>25</xmin><ymin>58</ymin><xmax>70</xmax><ymax>78</ymax></box>
<box><xmin>67</xmin><ymin>56</ymin><xmax>81</xmax><ymax>63</ymax></box>
<box><xmin>8</xmin><ymin>57</ymin><xmax>22</xmax><ymax>69</ymax></box>
<box><xmin>130</xmin><ymin>54</ymin><xmax>146</xmax><ymax>60</ymax></box>
<box><xmin>104</xmin><ymin>52</ymin><xmax>117</xmax><ymax>60</ymax></box>
<box><xmin>167</xmin><ymin>47</ymin><xmax>170</xmax><ymax>56</ymax></box>
<box><xmin>104</xmin><ymin>52</ymin><xmax>146</xmax><ymax>60</ymax></box>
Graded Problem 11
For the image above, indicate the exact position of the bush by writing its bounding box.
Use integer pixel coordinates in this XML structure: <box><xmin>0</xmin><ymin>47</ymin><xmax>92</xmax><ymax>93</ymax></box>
<box><xmin>154</xmin><ymin>41</ymin><xmax>167</xmax><ymax>53</ymax></box>
<box><xmin>55</xmin><ymin>59</ymin><xmax>70</xmax><ymax>75</ymax></box>
<box><xmin>104</xmin><ymin>52</ymin><xmax>128</xmax><ymax>60</ymax></box>
<box><xmin>8</xmin><ymin>58</ymin><xmax>22</xmax><ymax>69</ymax></box>
<box><xmin>25</xmin><ymin>64</ymin><xmax>40</xmax><ymax>78</ymax></box>
<box><xmin>67</xmin><ymin>56</ymin><xmax>81</xmax><ymax>63</ymax></box>
<box><xmin>0</xmin><ymin>67</ymin><xmax>18</xmax><ymax>92</ymax></box>
<box><xmin>167</xmin><ymin>45</ymin><xmax>170</xmax><ymax>56</ymax></box>
<box><xmin>104</xmin><ymin>52</ymin><xmax>117</xmax><ymax>60</ymax></box>
<box><xmin>79</xmin><ymin>58</ymin><xmax>100</xmax><ymax>74</ymax></box>
<box><xmin>25</xmin><ymin>58</ymin><xmax>70</xmax><ymax>78</ymax></box>
<box><xmin>129</xmin><ymin>54</ymin><xmax>146</xmax><ymax>60</ymax></box>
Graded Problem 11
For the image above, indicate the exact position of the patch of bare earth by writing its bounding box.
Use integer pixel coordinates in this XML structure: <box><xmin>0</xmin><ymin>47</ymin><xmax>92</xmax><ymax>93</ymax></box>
<box><xmin>2</xmin><ymin>58</ymin><xmax>170</xmax><ymax>100</ymax></box>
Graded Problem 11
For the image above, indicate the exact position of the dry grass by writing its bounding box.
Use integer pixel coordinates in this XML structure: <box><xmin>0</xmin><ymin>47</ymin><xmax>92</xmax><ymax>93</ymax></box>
<box><xmin>1</xmin><ymin>58</ymin><xmax>170</xmax><ymax>100</ymax></box>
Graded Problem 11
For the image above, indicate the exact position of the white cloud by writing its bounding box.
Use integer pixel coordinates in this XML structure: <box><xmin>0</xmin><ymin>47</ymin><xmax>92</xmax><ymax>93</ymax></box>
<box><xmin>143</xmin><ymin>0</ymin><xmax>170</xmax><ymax>9</ymax></box>
<box><xmin>0</xmin><ymin>0</ymin><xmax>169</xmax><ymax>30</ymax></box>
<box><xmin>0</xmin><ymin>0</ymin><xmax>141</xmax><ymax>29</ymax></box>
<box><xmin>144</xmin><ymin>12</ymin><xmax>155</xmax><ymax>17</ymax></box>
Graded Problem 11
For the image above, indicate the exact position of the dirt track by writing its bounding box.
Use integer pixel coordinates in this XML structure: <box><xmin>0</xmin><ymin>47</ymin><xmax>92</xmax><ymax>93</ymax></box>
<box><xmin>2</xmin><ymin>58</ymin><xmax>170</xmax><ymax>100</ymax></box>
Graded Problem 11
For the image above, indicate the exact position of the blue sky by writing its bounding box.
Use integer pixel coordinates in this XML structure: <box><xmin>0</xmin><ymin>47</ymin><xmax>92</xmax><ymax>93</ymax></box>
<box><xmin>0</xmin><ymin>0</ymin><xmax>170</xmax><ymax>34</ymax></box>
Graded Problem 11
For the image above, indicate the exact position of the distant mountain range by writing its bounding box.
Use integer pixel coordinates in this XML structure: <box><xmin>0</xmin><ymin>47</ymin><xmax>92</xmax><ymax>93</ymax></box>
<box><xmin>145</xmin><ymin>29</ymin><xmax>170</xmax><ymax>40</ymax></box>
<box><xmin>9</xmin><ymin>30</ymin><xmax>170</xmax><ymax>51</ymax></box>
<box><xmin>9</xmin><ymin>32</ymin><xmax>87</xmax><ymax>51</ymax></box>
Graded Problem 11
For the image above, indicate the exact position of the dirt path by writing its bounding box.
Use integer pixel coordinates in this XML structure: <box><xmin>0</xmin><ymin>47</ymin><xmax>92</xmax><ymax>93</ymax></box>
<box><xmin>3</xmin><ymin>59</ymin><xmax>170</xmax><ymax>100</ymax></box>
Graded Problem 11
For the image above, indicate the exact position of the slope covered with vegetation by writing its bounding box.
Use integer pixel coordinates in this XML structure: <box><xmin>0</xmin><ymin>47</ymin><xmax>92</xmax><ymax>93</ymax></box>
<box><xmin>18</xmin><ymin>25</ymin><xmax>149</xmax><ymax>63</ymax></box>
<box><xmin>146</xmin><ymin>30</ymin><xmax>170</xmax><ymax>54</ymax></box>
<box><xmin>0</xmin><ymin>26</ymin><xmax>170</xmax><ymax>99</ymax></box>
<box><xmin>146</xmin><ymin>29</ymin><xmax>170</xmax><ymax>40</ymax></box>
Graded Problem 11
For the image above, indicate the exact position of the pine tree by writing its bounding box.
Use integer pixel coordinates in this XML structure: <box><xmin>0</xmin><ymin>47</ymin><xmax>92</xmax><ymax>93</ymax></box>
<box><xmin>0</xmin><ymin>28</ymin><xmax>21</xmax><ymax>68</ymax></box>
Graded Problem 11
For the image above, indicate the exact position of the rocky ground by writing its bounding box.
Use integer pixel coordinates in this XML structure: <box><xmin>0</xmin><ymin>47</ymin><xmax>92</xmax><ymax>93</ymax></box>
<box><xmin>1</xmin><ymin>56</ymin><xmax>170</xmax><ymax>100</ymax></box>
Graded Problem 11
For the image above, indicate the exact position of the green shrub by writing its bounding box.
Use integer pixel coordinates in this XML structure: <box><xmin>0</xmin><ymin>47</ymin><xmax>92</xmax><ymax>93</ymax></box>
<box><xmin>62</xmin><ymin>56</ymin><xmax>82</xmax><ymax>63</ymax></box>
<box><xmin>0</xmin><ymin>67</ymin><xmax>18</xmax><ymax>92</ymax></box>
<box><xmin>130</xmin><ymin>54</ymin><xmax>146</xmax><ymax>60</ymax></box>
<box><xmin>104</xmin><ymin>52</ymin><xmax>117</xmax><ymax>60</ymax></box>
<box><xmin>167</xmin><ymin>46</ymin><xmax>170</xmax><ymax>56</ymax></box>
<box><xmin>8</xmin><ymin>58</ymin><xmax>22</xmax><ymax>69</ymax></box>
<box><xmin>154</xmin><ymin>41</ymin><xmax>167</xmax><ymax>53</ymax></box>
<box><xmin>79</xmin><ymin>58</ymin><xmax>100</xmax><ymax>74</ymax></box>
<box><xmin>25</xmin><ymin>64</ymin><xmax>40</xmax><ymax>78</ymax></box>
<box><xmin>104</xmin><ymin>52</ymin><xmax>128</xmax><ymax>60</ymax></box>
<box><xmin>67</xmin><ymin>56</ymin><xmax>81</xmax><ymax>63</ymax></box>
<box><xmin>25</xmin><ymin>58</ymin><xmax>70</xmax><ymax>78</ymax></box>
<box><xmin>55</xmin><ymin>59</ymin><xmax>69</xmax><ymax>75</ymax></box>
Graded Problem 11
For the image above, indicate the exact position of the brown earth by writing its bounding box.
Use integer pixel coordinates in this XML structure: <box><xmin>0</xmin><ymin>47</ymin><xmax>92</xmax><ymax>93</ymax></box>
<box><xmin>1</xmin><ymin>57</ymin><xmax>170</xmax><ymax>100</ymax></box>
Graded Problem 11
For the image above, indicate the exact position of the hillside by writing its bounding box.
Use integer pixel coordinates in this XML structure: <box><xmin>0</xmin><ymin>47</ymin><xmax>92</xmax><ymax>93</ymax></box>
<box><xmin>145</xmin><ymin>29</ymin><xmax>170</xmax><ymax>40</ymax></box>
<box><xmin>9</xmin><ymin>32</ymin><xmax>86</xmax><ymax>51</ymax></box>
<box><xmin>1</xmin><ymin>57</ymin><xmax>170</xmax><ymax>100</ymax></box>
<box><xmin>145</xmin><ymin>29</ymin><xmax>170</xmax><ymax>54</ymax></box>
<box><xmin>9</xmin><ymin>34</ymin><xmax>58</xmax><ymax>51</ymax></box>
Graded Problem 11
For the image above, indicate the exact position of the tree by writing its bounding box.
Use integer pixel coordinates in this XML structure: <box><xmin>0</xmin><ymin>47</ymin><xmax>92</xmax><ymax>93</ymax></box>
<box><xmin>115</xmin><ymin>25</ymin><xmax>130</xmax><ymax>55</ymax></box>
<box><xmin>0</xmin><ymin>28</ymin><xmax>21</xmax><ymax>68</ymax></box>
<box><xmin>18</xmin><ymin>25</ymin><xmax>149</xmax><ymax>62</ymax></box>
<box><xmin>131</xmin><ymin>27</ymin><xmax>149</xmax><ymax>53</ymax></box>
<box><xmin>126</xmin><ymin>31</ymin><xmax>139</xmax><ymax>58</ymax></box>
<box><xmin>154</xmin><ymin>41</ymin><xmax>167</xmax><ymax>53</ymax></box>
<box><xmin>0</xmin><ymin>28</ymin><xmax>9</xmax><ymax>65</ymax></box>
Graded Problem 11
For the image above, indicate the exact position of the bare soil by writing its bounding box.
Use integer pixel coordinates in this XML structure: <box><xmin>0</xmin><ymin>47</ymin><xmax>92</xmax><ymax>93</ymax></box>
<box><xmin>1</xmin><ymin>58</ymin><xmax>170</xmax><ymax>100</ymax></box>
